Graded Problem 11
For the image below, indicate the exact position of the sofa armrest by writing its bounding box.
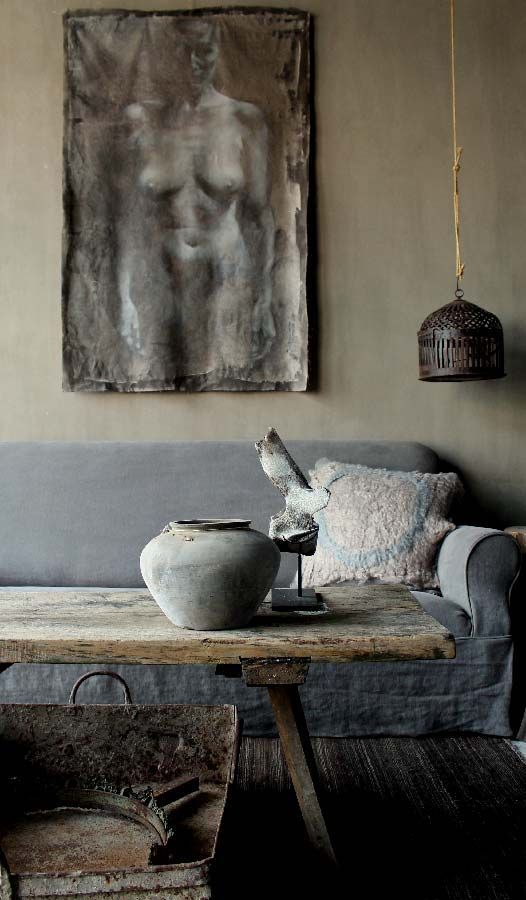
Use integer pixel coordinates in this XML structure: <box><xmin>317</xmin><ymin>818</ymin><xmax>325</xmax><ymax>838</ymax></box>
<box><xmin>437</xmin><ymin>525</ymin><xmax>521</xmax><ymax>637</ymax></box>
<box><xmin>437</xmin><ymin>526</ymin><xmax>521</xmax><ymax>636</ymax></box>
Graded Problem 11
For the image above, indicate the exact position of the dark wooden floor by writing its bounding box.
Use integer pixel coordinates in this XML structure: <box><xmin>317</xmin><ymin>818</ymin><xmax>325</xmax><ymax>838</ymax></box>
<box><xmin>215</xmin><ymin>736</ymin><xmax>526</xmax><ymax>900</ymax></box>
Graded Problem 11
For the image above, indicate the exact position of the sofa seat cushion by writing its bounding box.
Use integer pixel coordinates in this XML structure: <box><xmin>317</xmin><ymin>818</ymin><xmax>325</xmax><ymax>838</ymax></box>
<box><xmin>411</xmin><ymin>590</ymin><xmax>472</xmax><ymax>638</ymax></box>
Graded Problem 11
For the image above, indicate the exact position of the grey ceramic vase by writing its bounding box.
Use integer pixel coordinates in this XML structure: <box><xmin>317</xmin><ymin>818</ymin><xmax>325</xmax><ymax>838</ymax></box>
<box><xmin>140</xmin><ymin>519</ymin><xmax>281</xmax><ymax>630</ymax></box>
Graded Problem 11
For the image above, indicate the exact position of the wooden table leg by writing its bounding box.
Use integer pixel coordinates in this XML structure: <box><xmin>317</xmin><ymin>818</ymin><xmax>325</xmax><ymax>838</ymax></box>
<box><xmin>267</xmin><ymin>684</ymin><xmax>336</xmax><ymax>865</ymax></box>
<box><xmin>238</xmin><ymin>657</ymin><xmax>337</xmax><ymax>866</ymax></box>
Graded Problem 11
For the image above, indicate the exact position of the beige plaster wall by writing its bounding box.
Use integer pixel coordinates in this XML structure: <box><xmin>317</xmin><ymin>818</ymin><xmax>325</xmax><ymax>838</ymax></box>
<box><xmin>1</xmin><ymin>0</ymin><xmax>525</xmax><ymax>525</ymax></box>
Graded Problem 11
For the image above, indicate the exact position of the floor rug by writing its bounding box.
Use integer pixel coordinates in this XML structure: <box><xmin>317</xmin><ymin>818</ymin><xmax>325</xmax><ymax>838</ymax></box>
<box><xmin>216</xmin><ymin>736</ymin><xmax>526</xmax><ymax>899</ymax></box>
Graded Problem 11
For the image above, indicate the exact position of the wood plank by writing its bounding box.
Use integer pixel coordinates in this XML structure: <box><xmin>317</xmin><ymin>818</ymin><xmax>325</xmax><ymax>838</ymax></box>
<box><xmin>0</xmin><ymin>584</ymin><xmax>455</xmax><ymax>666</ymax></box>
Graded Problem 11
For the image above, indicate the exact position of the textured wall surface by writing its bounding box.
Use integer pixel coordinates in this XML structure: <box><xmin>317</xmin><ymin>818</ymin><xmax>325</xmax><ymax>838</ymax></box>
<box><xmin>1</xmin><ymin>0</ymin><xmax>525</xmax><ymax>525</ymax></box>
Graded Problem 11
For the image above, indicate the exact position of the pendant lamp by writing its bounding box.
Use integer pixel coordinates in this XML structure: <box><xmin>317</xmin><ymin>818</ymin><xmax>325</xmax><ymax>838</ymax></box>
<box><xmin>418</xmin><ymin>0</ymin><xmax>505</xmax><ymax>382</ymax></box>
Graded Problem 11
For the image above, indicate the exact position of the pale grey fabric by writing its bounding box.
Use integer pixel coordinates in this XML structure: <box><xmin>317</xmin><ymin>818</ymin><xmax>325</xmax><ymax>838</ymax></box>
<box><xmin>437</xmin><ymin>527</ymin><xmax>520</xmax><ymax>635</ymax></box>
<box><xmin>0</xmin><ymin>440</ymin><xmax>518</xmax><ymax>737</ymax></box>
<box><xmin>412</xmin><ymin>590</ymin><xmax>472</xmax><ymax>637</ymax></box>
<box><xmin>300</xmin><ymin>637</ymin><xmax>515</xmax><ymax>736</ymax></box>
<box><xmin>0</xmin><ymin>441</ymin><xmax>437</xmax><ymax>588</ymax></box>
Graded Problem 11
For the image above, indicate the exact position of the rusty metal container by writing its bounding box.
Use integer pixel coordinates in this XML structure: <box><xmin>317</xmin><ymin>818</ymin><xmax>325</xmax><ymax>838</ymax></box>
<box><xmin>0</xmin><ymin>673</ymin><xmax>240</xmax><ymax>899</ymax></box>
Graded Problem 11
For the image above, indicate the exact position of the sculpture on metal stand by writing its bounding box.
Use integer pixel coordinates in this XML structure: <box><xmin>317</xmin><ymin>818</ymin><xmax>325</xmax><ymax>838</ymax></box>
<box><xmin>255</xmin><ymin>427</ymin><xmax>330</xmax><ymax>609</ymax></box>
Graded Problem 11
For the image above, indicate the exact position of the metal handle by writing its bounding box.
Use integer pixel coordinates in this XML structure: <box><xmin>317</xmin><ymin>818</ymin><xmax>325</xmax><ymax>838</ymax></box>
<box><xmin>69</xmin><ymin>670</ymin><xmax>133</xmax><ymax>706</ymax></box>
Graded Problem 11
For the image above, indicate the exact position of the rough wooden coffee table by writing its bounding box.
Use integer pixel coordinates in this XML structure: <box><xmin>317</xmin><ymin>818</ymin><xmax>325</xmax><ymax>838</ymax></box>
<box><xmin>0</xmin><ymin>583</ymin><xmax>455</xmax><ymax>866</ymax></box>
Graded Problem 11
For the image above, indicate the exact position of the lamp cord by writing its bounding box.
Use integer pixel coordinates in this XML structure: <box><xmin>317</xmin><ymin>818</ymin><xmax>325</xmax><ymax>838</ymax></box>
<box><xmin>450</xmin><ymin>0</ymin><xmax>465</xmax><ymax>288</ymax></box>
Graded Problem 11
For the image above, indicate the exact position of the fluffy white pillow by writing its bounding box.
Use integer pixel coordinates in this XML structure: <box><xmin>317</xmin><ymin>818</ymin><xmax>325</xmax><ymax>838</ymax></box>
<box><xmin>301</xmin><ymin>460</ymin><xmax>463</xmax><ymax>590</ymax></box>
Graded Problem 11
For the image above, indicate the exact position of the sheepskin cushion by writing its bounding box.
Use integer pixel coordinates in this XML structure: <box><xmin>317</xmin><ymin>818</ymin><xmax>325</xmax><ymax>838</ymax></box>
<box><xmin>301</xmin><ymin>460</ymin><xmax>463</xmax><ymax>590</ymax></box>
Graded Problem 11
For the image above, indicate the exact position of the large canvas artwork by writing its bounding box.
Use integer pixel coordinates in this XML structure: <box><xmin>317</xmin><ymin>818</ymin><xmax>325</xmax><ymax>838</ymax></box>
<box><xmin>62</xmin><ymin>9</ymin><xmax>310</xmax><ymax>392</ymax></box>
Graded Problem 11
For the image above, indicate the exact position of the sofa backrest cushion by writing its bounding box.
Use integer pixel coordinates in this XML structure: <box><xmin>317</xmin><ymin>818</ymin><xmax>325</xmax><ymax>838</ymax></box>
<box><xmin>0</xmin><ymin>441</ymin><xmax>438</xmax><ymax>588</ymax></box>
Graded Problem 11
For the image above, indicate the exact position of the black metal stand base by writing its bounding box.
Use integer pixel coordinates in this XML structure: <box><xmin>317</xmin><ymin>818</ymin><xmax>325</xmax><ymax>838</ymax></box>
<box><xmin>271</xmin><ymin>587</ymin><xmax>319</xmax><ymax>611</ymax></box>
<box><xmin>272</xmin><ymin>554</ymin><xmax>321</xmax><ymax>611</ymax></box>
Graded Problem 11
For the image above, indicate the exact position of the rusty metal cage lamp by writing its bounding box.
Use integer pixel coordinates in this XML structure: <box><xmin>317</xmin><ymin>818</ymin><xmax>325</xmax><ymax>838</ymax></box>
<box><xmin>418</xmin><ymin>286</ymin><xmax>505</xmax><ymax>382</ymax></box>
<box><xmin>418</xmin><ymin>0</ymin><xmax>505</xmax><ymax>383</ymax></box>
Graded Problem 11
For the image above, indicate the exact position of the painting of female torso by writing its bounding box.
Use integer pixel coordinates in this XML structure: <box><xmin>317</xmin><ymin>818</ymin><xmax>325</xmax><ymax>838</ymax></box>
<box><xmin>62</xmin><ymin>9</ymin><xmax>310</xmax><ymax>391</ymax></box>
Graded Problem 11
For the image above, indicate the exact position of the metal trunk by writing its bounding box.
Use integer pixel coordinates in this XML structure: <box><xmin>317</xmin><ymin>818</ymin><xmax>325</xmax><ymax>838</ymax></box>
<box><xmin>0</xmin><ymin>697</ymin><xmax>239</xmax><ymax>899</ymax></box>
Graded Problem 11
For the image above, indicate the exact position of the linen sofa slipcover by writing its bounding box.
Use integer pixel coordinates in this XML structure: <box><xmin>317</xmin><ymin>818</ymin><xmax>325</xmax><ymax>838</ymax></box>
<box><xmin>0</xmin><ymin>441</ymin><xmax>520</xmax><ymax>736</ymax></box>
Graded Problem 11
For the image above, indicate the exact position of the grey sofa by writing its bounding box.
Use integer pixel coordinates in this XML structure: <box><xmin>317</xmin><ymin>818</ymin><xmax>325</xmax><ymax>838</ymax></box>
<box><xmin>0</xmin><ymin>440</ymin><xmax>520</xmax><ymax>736</ymax></box>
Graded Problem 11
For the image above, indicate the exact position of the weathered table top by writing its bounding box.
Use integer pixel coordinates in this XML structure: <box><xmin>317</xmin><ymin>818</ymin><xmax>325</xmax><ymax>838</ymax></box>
<box><xmin>0</xmin><ymin>584</ymin><xmax>455</xmax><ymax>666</ymax></box>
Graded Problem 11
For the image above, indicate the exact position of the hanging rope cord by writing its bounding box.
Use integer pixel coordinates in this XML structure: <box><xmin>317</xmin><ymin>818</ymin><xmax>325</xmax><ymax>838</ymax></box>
<box><xmin>450</xmin><ymin>0</ymin><xmax>464</xmax><ymax>289</ymax></box>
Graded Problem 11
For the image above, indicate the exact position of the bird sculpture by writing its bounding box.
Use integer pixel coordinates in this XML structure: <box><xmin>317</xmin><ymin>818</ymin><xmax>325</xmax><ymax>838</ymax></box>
<box><xmin>255</xmin><ymin>427</ymin><xmax>330</xmax><ymax>556</ymax></box>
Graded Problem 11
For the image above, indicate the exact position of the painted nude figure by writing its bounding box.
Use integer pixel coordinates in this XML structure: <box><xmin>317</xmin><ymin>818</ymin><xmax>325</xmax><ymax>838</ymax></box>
<box><xmin>117</xmin><ymin>19</ymin><xmax>275</xmax><ymax>382</ymax></box>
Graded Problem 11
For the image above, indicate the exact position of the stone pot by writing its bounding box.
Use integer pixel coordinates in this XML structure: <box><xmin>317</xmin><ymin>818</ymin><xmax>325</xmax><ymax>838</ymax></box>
<box><xmin>140</xmin><ymin>519</ymin><xmax>281</xmax><ymax>630</ymax></box>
